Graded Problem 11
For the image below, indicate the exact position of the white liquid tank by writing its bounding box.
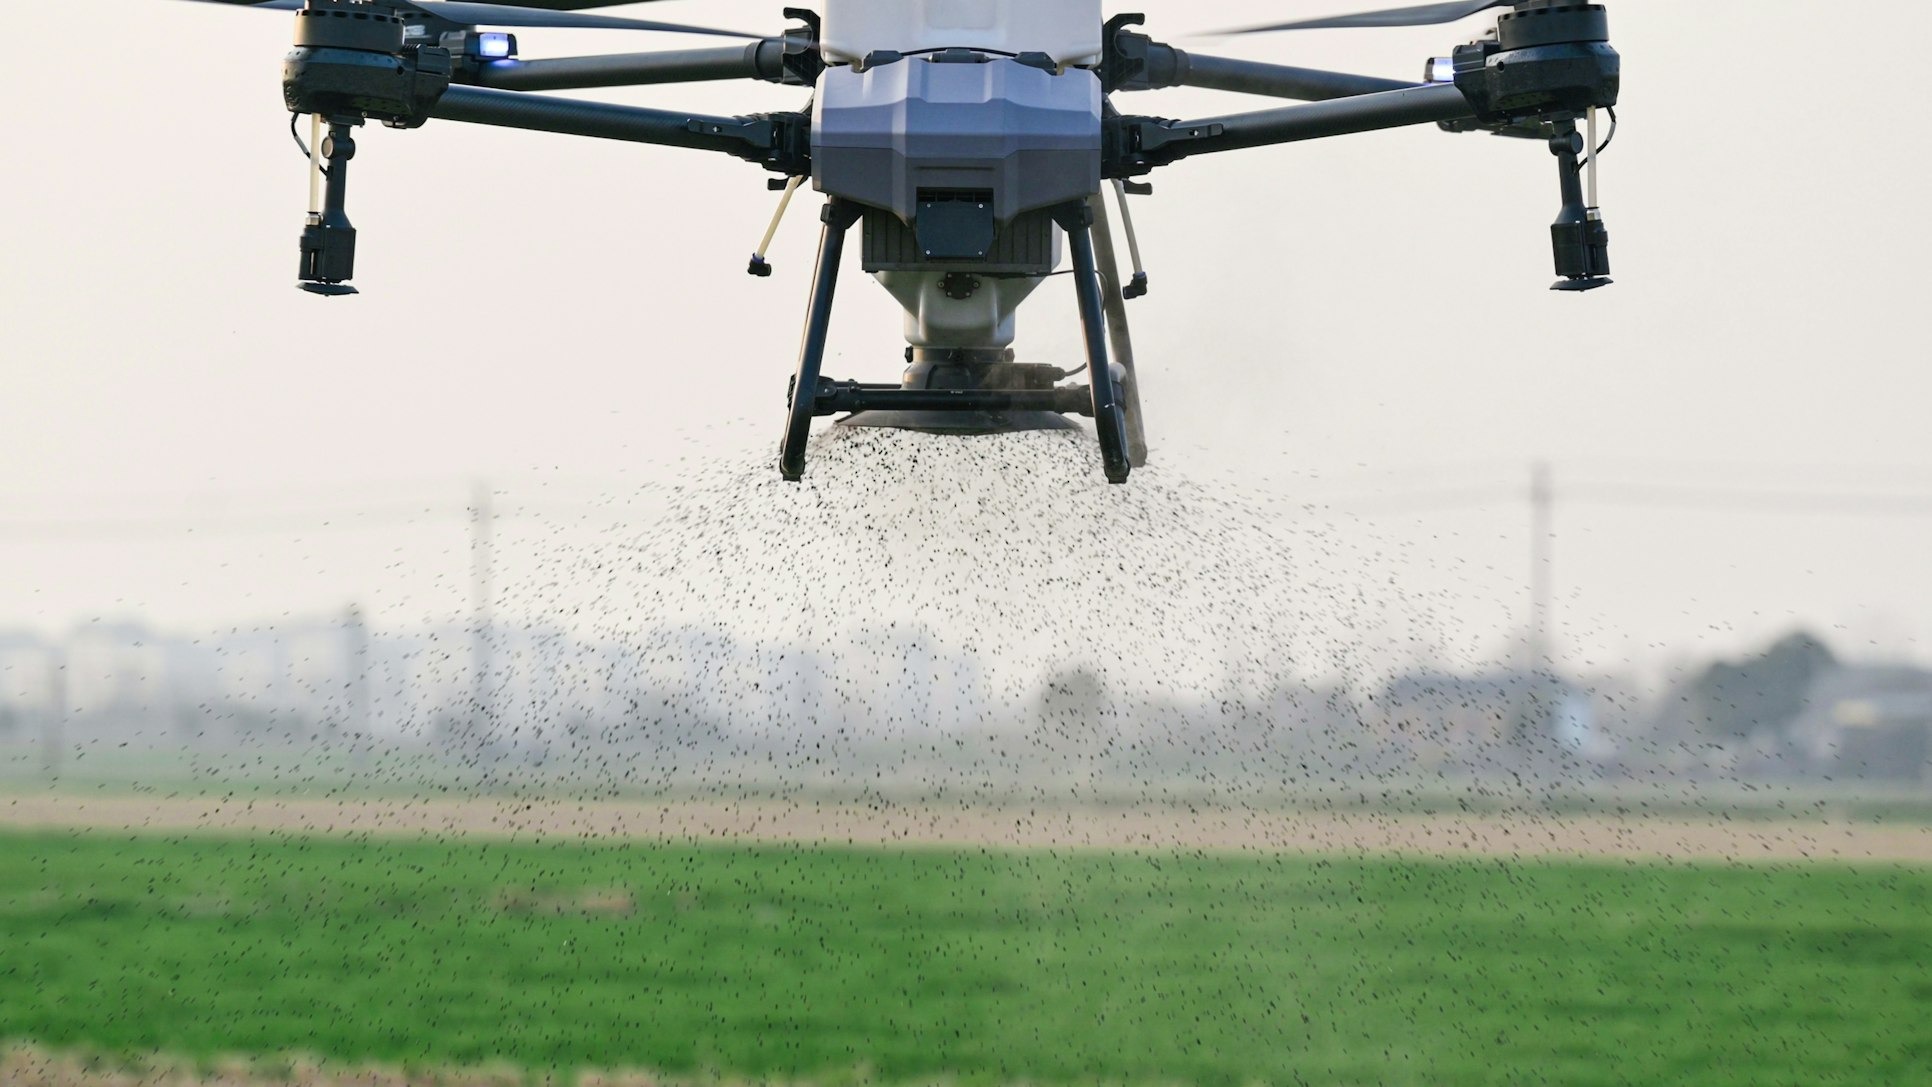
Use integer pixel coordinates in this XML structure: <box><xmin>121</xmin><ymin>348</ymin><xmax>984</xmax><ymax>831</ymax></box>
<box><xmin>819</xmin><ymin>0</ymin><xmax>1105</xmax><ymax>68</ymax></box>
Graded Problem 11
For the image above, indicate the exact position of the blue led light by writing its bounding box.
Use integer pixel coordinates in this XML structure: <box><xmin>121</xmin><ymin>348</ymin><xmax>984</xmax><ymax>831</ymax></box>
<box><xmin>479</xmin><ymin>33</ymin><xmax>515</xmax><ymax>60</ymax></box>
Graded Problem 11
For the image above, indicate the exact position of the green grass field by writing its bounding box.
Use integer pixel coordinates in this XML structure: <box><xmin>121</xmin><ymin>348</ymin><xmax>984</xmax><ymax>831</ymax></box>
<box><xmin>2</xmin><ymin>830</ymin><xmax>1929</xmax><ymax>1087</ymax></box>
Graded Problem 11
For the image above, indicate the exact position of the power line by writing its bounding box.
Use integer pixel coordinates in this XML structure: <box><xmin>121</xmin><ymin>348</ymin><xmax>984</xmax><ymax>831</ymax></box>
<box><xmin>1316</xmin><ymin>482</ymin><xmax>1932</xmax><ymax>519</ymax></box>
<box><xmin>1300</xmin><ymin>488</ymin><xmax>1526</xmax><ymax>516</ymax></box>
<box><xmin>6</xmin><ymin>475</ymin><xmax>1932</xmax><ymax>539</ymax></box>
<box><xmin>0</xmin><ymin>507</ymin><xmax>457</xmax><ymax>541</ymax></box>
<box><xmin>0</xmin><ymin>501</ymin><xmax>639</xmax><ymax>541</ymax></box>
<box><xmin>1565</xmin><ymin>483</ymin><xmax>1932</xmax><ymax>517</ymax></box>
<box><xmin>471</xmin><ymin>480</ymin><xmax>495</xmax><ymax>752</ymax></box>
<box><xmin>0</xmin><ymin>473</ymin><xmax>651</xmax><ymax>514</ymax></box>
<box><xmin>1556</xmin><ymin>457</ymin><xmax>1932</xmax><ymax>490</ymax></box>
<box><xmin>1269</xmin><ymin>457</ymin><xmax>1932</xmax><ymax>492</ymax></box>
<box><xmin>1531</xmin><ymin>462</ymin><xmax>1554</xmax><ymax>674</ymax></box>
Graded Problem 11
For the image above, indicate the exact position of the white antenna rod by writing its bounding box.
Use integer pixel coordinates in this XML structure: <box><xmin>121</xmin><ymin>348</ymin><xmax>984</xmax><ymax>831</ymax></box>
<box><xmin>1111</xmin><ymin>180</ymin><xmax>1148</xmax><ymax>282</ymax></box>
<box><xmin>1585</xmin><ymin>107</ymin><xmax>1600</xmax><ymax>211</ymax></box>
<box><xmin>307</xmin><ymin>114</ymin><xmax>325</xmax><ymax>219</ymax></box>
<box><xmin>756</xmin><ymin>176</ymin><xmax>805</xmax><ymax>263</ymax></box>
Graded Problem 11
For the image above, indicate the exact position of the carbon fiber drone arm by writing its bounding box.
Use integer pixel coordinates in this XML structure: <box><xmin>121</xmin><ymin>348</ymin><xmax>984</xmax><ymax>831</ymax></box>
<box><xmin>1168</xmin><ymin>53</ymin><xmax>1418</xmax><ymax>102</ymax></box>
<box><xmin>1108</xmin><ymin>82</ymin><xmax>1477</xmax><ymax>175</ymax></box>
<box><xmin>1100</xmin><ymin>17</ymin><xmax>1414</xmax><ymax>103</ymax></box>
<box><xmin>463</xmin><ymin>39</ymin><xmax>795</xmax><ymax>92</ymax></box>
<box><xmin>430</xmin><ymin>86</ymin><xmax>809</xmax><ymax>172</ymax></box>
<box><xmin>1105</xmin><ymin>36</ymin><xmax>1416</xmax><ymax>103</ymax></box>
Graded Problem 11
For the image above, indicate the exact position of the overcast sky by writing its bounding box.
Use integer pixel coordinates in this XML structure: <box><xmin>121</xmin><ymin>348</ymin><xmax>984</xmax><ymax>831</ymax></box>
<box><xmin>3</xmin><ymin>0</ymin><xmax>1929</xmax><ymax>680</ymax></box>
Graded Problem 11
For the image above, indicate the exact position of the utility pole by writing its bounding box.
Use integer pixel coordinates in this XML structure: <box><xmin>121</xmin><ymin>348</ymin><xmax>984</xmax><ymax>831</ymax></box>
<box><xmin>470</xmin><ymin>480</ymin><xmax>494</xmax><ymax>750</ymax></box>
<box><xmin>1530</xmin><ymin>460</ymin><xmax>1555</xmax><ymax>676</ymax></box>
<box><xmin>43</xmin><ymin>649</ymin><xmax>65</xmax><ymax>780</ymax></box>
<box><xmin>344</xmin><ymin>603</ymin><xmax>370</xmax><ymax>768</ymax></box>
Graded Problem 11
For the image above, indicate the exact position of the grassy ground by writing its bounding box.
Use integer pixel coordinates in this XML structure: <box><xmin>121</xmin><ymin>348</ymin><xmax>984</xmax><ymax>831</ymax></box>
<box><xmin>10</xmin><ymin>746</ymin><xmax>1932</xmax><ymax>825</ymax></box>
<box><xmin>1</xmin><ymin>831</ymin><xmax>1928</xmax><ymax>1087</ymax></box>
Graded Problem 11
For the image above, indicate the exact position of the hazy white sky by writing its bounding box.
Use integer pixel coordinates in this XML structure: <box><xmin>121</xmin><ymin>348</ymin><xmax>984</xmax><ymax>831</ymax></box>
<box><xmin>3</xmin><ymin>0</ymin><xmax>1929</xmax><ymax>679</ymax></box>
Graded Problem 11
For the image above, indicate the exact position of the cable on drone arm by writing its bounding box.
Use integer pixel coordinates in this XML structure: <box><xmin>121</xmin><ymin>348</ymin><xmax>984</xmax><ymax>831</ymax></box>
<box><xmin>749</xmin><ymin>175</ymin><xmax>805</xmax><ymax>276</ymax></box>
<box><xmin>1110</xmin><ymin>82</ymin><xmax>1477</xmax><ymax>173</ymax></box>
<box><xmin>291</xmin><ymin>112</ymin><xmax>330</xmax><ymax>179</ymax></box>
<box><xmin>1574</xmin><ymin>106</ymin><xmax>1617</xmax><ymax>173</ymax></box>
<box><xmin>429</xmin><ymin>87</ymin><xmax>810</xmax><ymax>173</ymax></box>
<box><xmin>1110</xmin><ymin>180</ymin><xmax>1150</xmax><ymax>299</ymax></box>
<box><xmin>1174</xmin><ymin>52</ymin><xmax>1419</xmax><ymax>103</ymax></box>
<box><xmin>467</xmin><ymin>41</ymin><xmax>791</xmax><ymax>93</ymax></box>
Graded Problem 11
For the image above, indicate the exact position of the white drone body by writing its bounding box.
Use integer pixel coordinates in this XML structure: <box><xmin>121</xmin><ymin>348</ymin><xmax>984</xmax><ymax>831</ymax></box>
<box><xmin>807</xmin><ymin>0</ymin><xmax>1113</xmax><ymax>358</ymax></box>
<box><xmin>819</xmin><ymin>0</ymin><xmax>1105</xmax><ymax>68</ymax></box>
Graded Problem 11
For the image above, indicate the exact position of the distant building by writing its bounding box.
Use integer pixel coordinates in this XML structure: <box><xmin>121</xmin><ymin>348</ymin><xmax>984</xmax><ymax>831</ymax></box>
<box><xmin>0</xmin><ymin>632</ymin><xmax>55</xmax><ymax>731</ymax></box>
<box><xmin>62</xmin><ymin>622</ymin><xmax>176</xmax><ymax>746</ymax></box>
<box><xmin>1788</xmin><ymin>666</ymin><xmax>1932</xmax><ymax>783</ymax></box>
<box><xmin>1375</xmin><ymin>671</ymin><xmax>1604</xmax><ymax>770</ymax></box>
<box><xmin>1654</xmin><ymin>632</ymin><xmax>1838</xmax><ymax>744</ymax></box>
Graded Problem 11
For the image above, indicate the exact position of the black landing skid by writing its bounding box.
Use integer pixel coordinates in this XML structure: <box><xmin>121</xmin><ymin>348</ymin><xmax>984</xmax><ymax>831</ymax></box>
<box><xmin>818</xmin><ymin>351</ymin><xmax>1087</xmax><ymax>436</ymax></box>
<box><xmin>778</xmin><ymin>200</ymin><xmax>1135</xmax><ymax>485</ymax></box>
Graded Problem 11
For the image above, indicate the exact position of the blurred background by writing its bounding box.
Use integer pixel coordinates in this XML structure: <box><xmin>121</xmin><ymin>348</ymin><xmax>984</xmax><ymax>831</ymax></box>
<box><xmin>3</xmin><ymin>4</ymin><xmax>1932</xmax><ymax>1086</ymax></box>
<box><xmin>4</xmin><ymin>2</ymin><xmax>1931</xmax><ymax>802</ymax></box>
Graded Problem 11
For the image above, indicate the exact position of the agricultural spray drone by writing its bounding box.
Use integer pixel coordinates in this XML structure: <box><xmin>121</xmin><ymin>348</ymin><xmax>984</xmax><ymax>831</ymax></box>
<box><xmin>187</xmin><ymin>0</ymin><xmax>1622</xmax><ymax>483</ymax></box>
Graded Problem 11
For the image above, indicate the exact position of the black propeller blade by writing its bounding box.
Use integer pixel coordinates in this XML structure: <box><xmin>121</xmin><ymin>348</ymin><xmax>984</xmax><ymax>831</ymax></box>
<box><xmin>181</xmin><ymin>0</ymin><xmax>758</xmax><ymax>38</ymax></box>
<box><xmin>435</xmin><ymin>1</ymin><xmax>674</xmax><ymax>8</ymax></box>
<box><xmin>1226</xmin><ymin>0</ymin><xmax>1512</xmax><ymax>34</ymax></box>
<box><xmin>422</xmin><ymin>1</ymin><xmax>756</xmax><ymax>35</ymax></box>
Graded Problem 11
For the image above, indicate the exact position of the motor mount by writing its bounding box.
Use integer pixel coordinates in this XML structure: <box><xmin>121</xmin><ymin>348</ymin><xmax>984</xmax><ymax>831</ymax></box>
<box><xmin>283</xmin><ymin>0</ymin><xmax>451</xmax><ymax>126</ymax></box>
<box><xmin>282</xmin><ymin>0</ymin><xmax>453</xmax><ymax>295</ymax></box>
<box><xmin>1451</xmin><ymin>1</ymin><xmax>1618</xmax><ymax>123</ymax></box>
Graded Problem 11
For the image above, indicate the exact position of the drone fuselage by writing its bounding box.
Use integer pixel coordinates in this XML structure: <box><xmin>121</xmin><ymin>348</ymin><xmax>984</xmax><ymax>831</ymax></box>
<box><xmin>805</xmin><ymin>1</ymin><xmax>1111</xmax><ymax>355</ymax></box>
<box><xmin>819</xmin><ymin>0</ymin><xmax>1103</xmax><ymax>69</ymax></box>
<box><xmin>813</xmin><ymin>55</ymin><xmax>1101</xmax><ymax>353</ymax></box>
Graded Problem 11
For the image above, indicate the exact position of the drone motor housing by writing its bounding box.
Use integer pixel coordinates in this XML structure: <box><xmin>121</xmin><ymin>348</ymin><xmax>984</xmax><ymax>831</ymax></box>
<box><xmin>1453</xmin><ymin>1</ymin><xmax>1618</xmax><ymax>121</ymax></box>
<box><xmin>283</xmin><ymin>0</ymin><xmax>451</xmax><ymax>127</ymax></box>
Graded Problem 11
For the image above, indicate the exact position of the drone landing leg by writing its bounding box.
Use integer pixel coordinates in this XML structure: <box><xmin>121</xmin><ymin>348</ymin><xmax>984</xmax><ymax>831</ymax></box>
<box><xmin>1088</xmin><ymin>192</ymin><xmax>1150</xmax><ymax>469</ymax></box>
<box><xmin>1055</xmin><ymin>203</ymin><xmax>1133</xmax><ymax>485</ymax></box>
<box><xmin>298</xmin><ymin>117</ymin><xmax>362</xmax><ymax>297</ymax></box>
<box><xmin>780</xmin><ymin>198</ymin><xmax>864</xmax><ymax>482</ymax></box>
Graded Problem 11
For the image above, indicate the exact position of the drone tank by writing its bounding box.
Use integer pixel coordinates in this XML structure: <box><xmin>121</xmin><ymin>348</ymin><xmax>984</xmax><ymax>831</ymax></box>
<box><xmin>804</xmin><ymin>0</ymin><xmax>1147</xmax><ymax>458</ymax></box>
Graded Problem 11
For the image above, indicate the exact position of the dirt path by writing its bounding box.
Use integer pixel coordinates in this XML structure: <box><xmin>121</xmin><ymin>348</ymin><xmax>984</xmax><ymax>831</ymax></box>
<box><xmin>5</xmin><ymin>793</ymin><xmax>1929</xmax><ymax>863</ymax></box>
<box><xmin>0</xmin><ymin>1047</ymin><xmax>654</xmax><ymax>1086</ymax></box>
